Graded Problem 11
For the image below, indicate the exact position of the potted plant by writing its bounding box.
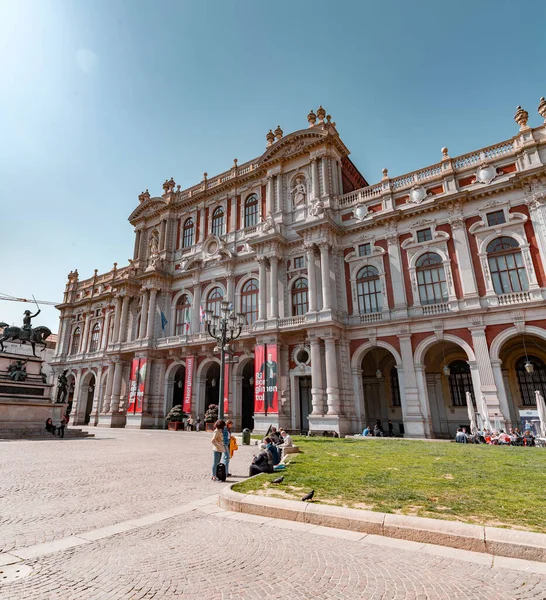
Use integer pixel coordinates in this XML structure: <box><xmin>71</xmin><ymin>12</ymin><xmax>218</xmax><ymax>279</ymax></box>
<box><xmin>204</xmin><ymin>404</ymin><xmax>218</xmax><ymax>432</ymax></box>
<box><xmin>165</xmin><ymin>404</ymin><xmax>187</xmax><ymax>431</ymax></box>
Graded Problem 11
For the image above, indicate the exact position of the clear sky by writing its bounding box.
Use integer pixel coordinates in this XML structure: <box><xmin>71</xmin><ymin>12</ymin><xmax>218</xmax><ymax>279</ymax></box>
<box><xmin>1</xmin><ymin>0</ymin><xmax>545</xmax><ymax>331</ymax></box>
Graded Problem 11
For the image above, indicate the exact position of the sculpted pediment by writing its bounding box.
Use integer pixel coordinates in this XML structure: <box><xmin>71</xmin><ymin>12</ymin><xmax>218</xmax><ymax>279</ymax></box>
<box><xmin>259</xmin><ymin>130</ymin><xmax>328</xmax><ymax>165</ymax></box>
<box><xmin>128</xmin><ymin>197</ymin><xmax>167</xmax><ymax>222</ymax></box>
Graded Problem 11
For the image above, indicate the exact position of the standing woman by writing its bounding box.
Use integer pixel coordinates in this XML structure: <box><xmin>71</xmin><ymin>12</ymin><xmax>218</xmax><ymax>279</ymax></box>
<box><xmin>211</xmin><ymin>420</ymin><xmax>226</xmax><ymax>480</ymax></box>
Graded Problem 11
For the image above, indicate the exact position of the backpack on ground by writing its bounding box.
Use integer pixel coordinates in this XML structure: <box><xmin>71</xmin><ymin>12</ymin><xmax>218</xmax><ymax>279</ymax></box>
<box><xmin>216</xmin><ymin>462</ymin><xmax>227</xmax><ymax>482</ymax></box>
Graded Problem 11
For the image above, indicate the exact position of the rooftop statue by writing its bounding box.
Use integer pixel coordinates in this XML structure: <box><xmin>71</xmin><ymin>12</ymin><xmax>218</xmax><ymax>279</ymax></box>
<box><xmin>0</xmin><ymin>308</ymin><xmax>52</xmax><ymax>357</ymax></box>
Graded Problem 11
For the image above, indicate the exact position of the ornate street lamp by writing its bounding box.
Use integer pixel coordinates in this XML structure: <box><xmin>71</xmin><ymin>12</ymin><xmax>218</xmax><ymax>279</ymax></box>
<box><xmin>204</xmin><ymin>301</ymin><xmax>244</xmax><ymax>420</ymax></box>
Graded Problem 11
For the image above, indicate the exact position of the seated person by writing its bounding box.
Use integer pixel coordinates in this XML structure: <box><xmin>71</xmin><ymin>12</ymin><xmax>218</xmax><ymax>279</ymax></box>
<box><xmin>362</xmin><ymin>425</ymin><xmax>372</xmax><ymax>437</ymax></box>
<box><xmin>497</xmin><ymin>430</ymin><xmax>511</xmax><ymax>445</ymax></box>
<box><xmin>249</xmin><ymin>445</ymin><xmax>274</xmax><ymax>477</ymax></box>
<box><xmin>269</xmin><ymin>427</ymin><xmax>282</xmax><ymax>445</ymax></box>
<box><xmin>45</xmin><ymin>418</ymin><xmax>56</xmax><ymax>435</ymax></box>
<box><xmin>264</xmin><ymin>437</ymin><xmax>281</xmax><ymax>466</ymax></box>
<box><xmin>455</xmin><ymin>427</ymin><xmax>468</xmax><ymax>443</ymax></box>
<box><xmin>523</xmin><ymin>430</ymin><xmax>535</xmax><ymax>446</ymax></box>
<box><xmin>279</xmin><ymin>429</ymin><xmax>293</xmax><ymax>447</ymax></box>
<box><xmin>373</xmin><ymin>425</ymin><xmax>383</xmax><ymax>437</ymax></box>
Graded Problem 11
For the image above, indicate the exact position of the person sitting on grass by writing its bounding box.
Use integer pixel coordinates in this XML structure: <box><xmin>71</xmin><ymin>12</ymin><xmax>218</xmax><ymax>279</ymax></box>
<box><xmin>373</xmin><ymin>424</ymin><xmax>383</xmax><ymax>437</ymax></box>
<box><xmin>249</xmin><ymin>444</ymin><xmax>274</xmax><ymax>477</ymax></box>
<box><xmin>279</xmin><ymin>429</ymin><xmax>293</xmax><ymax>447</ymax></box>
<box><xmin>362</xmin><ymin>425</ymin><xmax>372</xmax><ymax>437</ymax></box>
<box><xmin>269</xmin><ymin>427</ymin><xmax>282</xmax><ymax>445</ymax></box>
<box><xmin>265</xmin><ymin>437</ymin><xmax>280</xmax><ymax>466</ymax></box>
<box><xmin>455</xmin><ymin>427</ymin><xmax>468</xmax><ymax>443</ymax></box>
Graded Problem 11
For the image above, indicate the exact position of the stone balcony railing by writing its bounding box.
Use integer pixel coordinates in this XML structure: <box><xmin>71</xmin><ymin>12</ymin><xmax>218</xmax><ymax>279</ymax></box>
<box><xmin>422</xmin><ymin>302</ymin><xmax>451</xmax><ymax>316</ymax></box>
<box><xmin>496</xmin><ymin>291</ymin><xmax>532</xmax><ymax>305</ymax></box>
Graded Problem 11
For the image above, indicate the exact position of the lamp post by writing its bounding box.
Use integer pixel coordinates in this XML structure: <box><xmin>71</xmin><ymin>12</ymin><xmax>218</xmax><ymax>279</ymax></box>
<box><xmin>204</xmin><ymin>301</ymin><xmax>244</xmax><ymax>421</ymax></box>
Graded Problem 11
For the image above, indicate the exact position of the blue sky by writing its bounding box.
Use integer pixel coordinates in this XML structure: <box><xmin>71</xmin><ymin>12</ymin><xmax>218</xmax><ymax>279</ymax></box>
<box><xmin>1</xmin><ymin>0</ymin><xmax>545</xmax><ymax>330</ymax></box>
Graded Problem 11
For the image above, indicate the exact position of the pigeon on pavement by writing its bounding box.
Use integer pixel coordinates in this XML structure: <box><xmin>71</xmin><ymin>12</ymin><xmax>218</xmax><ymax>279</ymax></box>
<box><xmin>301</xmin><ymin>490</ymin><xmax>315</xmax><ymax>501</ymax></box>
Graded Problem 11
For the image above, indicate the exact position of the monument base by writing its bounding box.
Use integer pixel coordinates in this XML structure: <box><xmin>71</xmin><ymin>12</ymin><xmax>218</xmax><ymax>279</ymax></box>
<box><xmin>253</xmin><ymin>412</ymin><xmax>279</xmax><ymax>434</ymax></box>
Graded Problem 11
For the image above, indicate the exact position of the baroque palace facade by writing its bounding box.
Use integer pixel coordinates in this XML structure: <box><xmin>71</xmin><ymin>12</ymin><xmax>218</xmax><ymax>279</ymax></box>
<box><xmin>51</xmin><ymin>101</ymin><xmax>546</xmax><ymax>436</ymax></box>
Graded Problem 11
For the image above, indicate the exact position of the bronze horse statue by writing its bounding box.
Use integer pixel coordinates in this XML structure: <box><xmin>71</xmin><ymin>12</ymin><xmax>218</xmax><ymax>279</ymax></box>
<box><xmin>0</xmin><ymin>323</ymin><xmax>52</xmax><ymax>357</ymax></box>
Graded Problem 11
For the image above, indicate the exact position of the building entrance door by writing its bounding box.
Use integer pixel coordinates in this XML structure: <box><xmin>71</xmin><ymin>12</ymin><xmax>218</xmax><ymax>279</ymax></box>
<box><xmin>84</xmin><ymin>376</ymin><xmax>95</xmax><ymax>425</ymax></box>
<box><xmin>299</xmin><ymin>376</ymin><xmax>312</xmax><ymax>434</ymax></box>
<box><xmin>242</xmin><ymin>360</ymin><xmax>255</xmax><ymax>431</ymax></box>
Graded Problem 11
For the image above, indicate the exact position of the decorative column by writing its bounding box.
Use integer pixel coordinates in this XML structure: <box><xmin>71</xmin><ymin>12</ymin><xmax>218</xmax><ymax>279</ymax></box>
<box><xmin>133</xmin><ymin>229</ymin><xmax>141</xmax><ymax>260</ymax></box>
<box><xmin>269</xmin><ymin>256</ymin><xmax>279</xmax><ymax>319</ymax></box>
<box><xmin>139</xmin><ymin>290</ymin><xmax>149</xmax><ymax>339</ymax></box>
<box><xmin>275</xmin><ymin>174</ymin><xmax>282</xmax><ymax>213</ymax></box>
<box><xmin>230</xmin><ymin>196</ymin><xmax>237</xmax><ymax>231</ymax></box>
<box><xmin>118</xmin><ymin>295</ymin><xmax>131</xmax><ymax>343</ymax></box>
<box><xmin>110</xmin><ymin>359</ymin><xmax>124</xmax><ymax>413</ymax></box>
<box><xmin>491</xmin><ymin>359</ymin><xmax>513</xmax><ymax>427</ymax></box>
<box><xmin>469</xmin><ymin>326</ymin><xmax>505</xmax><ymax>423</ymax></box>
<box><xmin>266</xmin><ymin>175</ymin><xmax>274</xmax><ymax>216</ymax></box>
<box><xmin>81</xmin><ymin>312</ymin><xmax>91</xmax><ymax>354</ymax></box>
<box><xmin>112</xmin><ymin>296</ymin><xmax>122</xmax><ymax>344</ymax></box>
<box><xmin>310</xmin><ymin>338</ymin><xmax>325</xmax><ymax>414</ymax></box>
<box><xmin>54</xmin><ymin>318</ymin><xmax>66</xmax><ymax>356</ymax></box>
<box><xmin>323</xmin><ymin>336</ymin><xmax>340</xmax><ymax>414</ymax></box>
<box><xmin>321</xmin><ymin>156</ymin><xmax>330</xmax><ymax>198</ymax></box>
<box><xmin>319</xmin><ymin>242</ymin><xmax>332</xmax><ymax>311</ymax></box>
<box><xmin>101</xmin><ymin>309</ymin><xmax>112</xmax><ymax>350</ymax></box>
<box><xmin>305</xmin><ymin>245</ymin><xmax>318</xmax><ymax>312</ymax></box>
<box><xmin>146</xmin><ymin>288</ymin><xmax>158</xmax><ymax>339</ymax></box>
<box><xmin>159</xmin><ymin>220</ymin><xmax>166</xmax><ymax>251</ymax></box>
<box><xmin>102</xmin><ymin>361</ymin><xmax>115</xmax><ymax>413</ymax></box>
<box><xmin>311</xmin><ymin>158</ymin><xmax>320</xmax><ymax>202</ymax></box>
<box><xmin>337</xmin><ymin>161</ymin><xmax>343</xmax><ymax>195</ymax></box>
<box><xmin>386</xmin><ymin>233</ymin><xmax>407</xmax><ymax>313</ymax></box>
<box><xmin>450</xmin><ymin>217</ymin><xmax>479</xmax><ymax>302</ymax></box>
<box><xmin>192</xmin><ymin>282</ymin><xmax>202</xmax><ymax>334</ymax></box>
<box><xmin>397</xmin><ymin>333</ymin><xmax>427</xmax><ymax>437</ymax></box>
<box><xmin>258</xmin><ymin>257</ymin><xmax>268</xmax><ymax>321</ymax></box>
<box><xmin>226</xmin><ymin>267</ymin><xmax>235</xmax><ymax>307</ymax></box>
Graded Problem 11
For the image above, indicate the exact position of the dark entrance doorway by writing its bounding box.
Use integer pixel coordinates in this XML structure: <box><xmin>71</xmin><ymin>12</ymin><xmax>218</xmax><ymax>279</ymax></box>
<box><xmin>84</xmin><ymin>375</ymin><xmax>96</xmax><ymax>425</ymax></box>
<box><xmin>172</xmin><ymin>365</ymin><xmax>186</xmax><ymax>410</ymax></box>
<box><xmin>204</xmin><ymin>362</ymin><xmax>220</xmax><ymax>415</ymax></box>
<box><xmin>242</xmin><ymin>360</ymin><xmax>255</xmax><ymax>430</ymax></box>
<box><xmin>299</xmin><ymin>376</ymin><xmax>312</xmax><ymax>434</ymax></box>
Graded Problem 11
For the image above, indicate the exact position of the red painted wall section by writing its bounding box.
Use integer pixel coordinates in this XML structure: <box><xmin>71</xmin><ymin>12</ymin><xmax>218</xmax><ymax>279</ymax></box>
<box><xmin>486</xmin><ymin>321</ymin><xmax>546</xmax><ymax>348</ymax></box>
<box><xmin>236</xmin><ymin>195</ymin><xmax>241</xmax><ymax>231</ymax></box>
<box><xmin>205</xmin><ymin>208</ymin><xmax>209</xmax><ymax>238</ymax></box>
<box><xmin>511</xmin><ymin>205</ymin><xmax>546</xmax><ymax>287</ymax></box>
<box><xmin>375</xmin><ymin>239</ymin><xmax>394</xmax><ymax>309</ymax></box>
<box><xmin>399</xmin><ymin>233</ymin><xmax>413</xmax><ymax>306</ymax></box>
<box><xmin>344</xmin><ymin>249</ymin><xmax>353</xmax><ymax>315</ymax></box>
<box><xmin>410</xmin><ymin>328</ymin><xmax>474</xmax><ymax>354</ymax></box>
<box><xmin>176</xmin><ymin>219</ymin><xmax>181</xmax><ymax>249</ymax></box>
<box><xmin>349</xmin><ymin>336</ymin><xmax>401</xmax><ymax>359</ymax></box>
<box><xmin>465</xmin><ymin>216</ymin><xmax>486</xmax><ymax>297</ymax></box>
<box><xmin>437</xmin><ymin>224</ymin><xmax>462</xmax><ymax>299</ymax></box>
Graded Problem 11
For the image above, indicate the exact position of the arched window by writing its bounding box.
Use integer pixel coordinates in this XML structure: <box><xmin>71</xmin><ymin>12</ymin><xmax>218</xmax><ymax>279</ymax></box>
<box><xmin>211</xmin><ymin>207</ymin><xmax>225</xmax><ymax>237</ymax></box>
<box><xmin>241</xmin><ymin>279</ymin><xmax>258</xmax><ymax>324</ymax></box>
<box><xmin>447</xmin><ymin>360</ymin><xmax>474</xmax><ymax>407</ymax></box>
<box><xmin>175</xmin><ymin>294</ymin><xmax>191</xmax><ymax>335</ymax></box>
<box><xmin>390</xmin><ymin>365</ymin><xmax>401</xmax><ymax>407</ymax></box>
<box><xmin>89</xmin><ymin>323</ymin><xmax>101</xmax><ymax>353</ymax></box>
<box><xmin>71</xmin><ymin>327</ymin><xmax>81</xmax><ymax>355</ymax></box>
<box><xmin>416</xmin><ymin>252</ymin><xmax>448</xmax><ymax>305</ymax></box>
<box><xmin>356</xmin><ymin>266</ymin><xmax>382</xmax><ymax>314</ymax></box>
<box><xmin>207</xmin><ymin>287</ymin><xmax>224</xmax><ymax>317</ymax></box>
<box><xmin>244</xmin><ymin>194</ymin><xmax>259</xmax><ymax>228</ymax></box>
<box><xmin>292</xmin><ymin>278</ymin><xmax>309</xmax><ymax>316</ymax></box>
<box><xmin>486</xmin><ymin>236</ymin><xmax>529</xmax><ymax>295</ymax></box>
<box><xmin>516</xmin><ymin>355</ymin><xmax>546</xmax><ymax>406</ymax></box>
<box><xmin>182</xmin><ymin>218</ymin><xmax>194</xmax><ymax>248</ymax></box>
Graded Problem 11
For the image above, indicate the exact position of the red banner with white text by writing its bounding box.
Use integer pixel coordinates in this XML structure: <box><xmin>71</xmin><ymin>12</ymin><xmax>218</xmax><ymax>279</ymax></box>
<box><xmin>254</xmin><ymin>344</ymin><xmax>265</xmax><ymax>413</ymax></box>
<box><xmin>183</xmin><ymin>356</ymin><xmax>195</xmax><ymax>414</ymax></box>
<box><xmin>127</xmin><ymin>358</ymin><xmax>146</xmax><ymax>414</ymax></box>
<box><xmin>224</xmin><ymin>361</ymin><xmax>230</xmax><ymax>415</ymax></box>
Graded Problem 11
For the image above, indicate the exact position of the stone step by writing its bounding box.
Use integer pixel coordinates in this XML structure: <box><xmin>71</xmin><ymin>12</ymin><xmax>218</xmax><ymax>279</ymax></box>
<box><xmin>0</xmin><ymin>428</ymin><xmax>94</xmax><ymax>440</ymax></box>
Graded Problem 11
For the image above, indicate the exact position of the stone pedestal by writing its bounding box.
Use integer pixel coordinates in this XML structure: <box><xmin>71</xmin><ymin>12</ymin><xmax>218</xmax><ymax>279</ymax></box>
<box><xmin>253</xmin><ymin>412</ymin><xmax>279</xmax><ymax>434</ymax></box>
<box><xmin>0</xmin><ymin>351</ymin><xmax>58</xmax><ymax>435</ymax></box>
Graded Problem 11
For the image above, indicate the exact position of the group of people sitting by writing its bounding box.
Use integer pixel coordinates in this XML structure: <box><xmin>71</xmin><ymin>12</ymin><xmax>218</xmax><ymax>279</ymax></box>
<box><xmin>361</xmin><ymin>420</ymin><xmax>395</xmax><ymax>437</ymax></box>
<box><xmin>249</xmin><ymin>427</ymin><xmax>293</xmax><ymax>476</ymax></box>
<box><xmin>45</xmin><ymin>416</ymin><xmax>68</xmax><ymax>438</ymax></box>
<box><xmin>455</xmin><ymin>426</ymin><xmax>537</xmax><ymax>446</ymax></box>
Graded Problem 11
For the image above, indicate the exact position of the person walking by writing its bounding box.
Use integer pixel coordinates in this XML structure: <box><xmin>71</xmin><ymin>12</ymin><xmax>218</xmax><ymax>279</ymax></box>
<box><xmin>211</xmin><ymin>420</ymin><xmax>227</xmax><ymax>481</ymax></box>
<box><xmin>57</xmin><ymin>415</ymin><xmax>67</xmax><ymax>438</ymax></box>
<box><xmin>196</xmin><ymin>417</ymin><xmax>201</xmax><ymax>432</ymax></box>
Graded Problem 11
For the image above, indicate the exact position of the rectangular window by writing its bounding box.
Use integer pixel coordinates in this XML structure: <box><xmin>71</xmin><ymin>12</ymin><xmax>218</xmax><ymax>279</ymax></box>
<box><xmin>417</xmin><ymin>228</ymin><xmax>432</xmax><ymax>243</ymax></box>
<box><xmin>486</xmin><ymin>210</ymin><xmax>506</xmax><ymax>226</ymax></box>
<box><xmin>293</xmin><ymin>256</ymin><xmax>304</xmax><ymax>269</ymax></box>
<box><xmin>358</xmin><ymin>243</ymin><xmax>371</xmax><ymax>256</ymax></box>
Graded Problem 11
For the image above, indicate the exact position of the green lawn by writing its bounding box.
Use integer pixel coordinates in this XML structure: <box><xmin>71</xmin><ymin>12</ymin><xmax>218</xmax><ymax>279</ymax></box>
<box><xmin>234</xmin><ymin>437</ymin><xmax>546</xmax><ymax>533</ymax></box>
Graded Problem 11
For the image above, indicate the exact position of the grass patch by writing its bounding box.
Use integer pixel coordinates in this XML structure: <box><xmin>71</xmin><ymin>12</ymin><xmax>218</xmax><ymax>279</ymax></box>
<box><xmin>234</xmin><ymin>437</ymin><xmax>546</xmax><ymax>533</ymax></box>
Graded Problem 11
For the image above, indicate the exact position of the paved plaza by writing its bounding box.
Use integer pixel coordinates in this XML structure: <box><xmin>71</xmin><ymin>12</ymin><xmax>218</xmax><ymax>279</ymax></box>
<box><xmin>1</xmin><ymin>430</ymin><xmax>546</xmax><ymax>599</ymax></box>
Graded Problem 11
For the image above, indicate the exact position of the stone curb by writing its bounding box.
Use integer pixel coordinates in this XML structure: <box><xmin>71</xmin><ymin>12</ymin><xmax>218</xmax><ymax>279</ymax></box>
<box><xmin>218</xmin><ymin>485</ymin><xmax>546</xmax><ymax>563</ymax></box>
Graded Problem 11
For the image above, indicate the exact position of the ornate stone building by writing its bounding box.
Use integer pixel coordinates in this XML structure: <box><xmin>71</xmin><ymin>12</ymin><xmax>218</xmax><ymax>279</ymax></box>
<box><xmin>51</xmin><ymin>100</ymin><xmax>546</xmax><ymax>436</ymax></box>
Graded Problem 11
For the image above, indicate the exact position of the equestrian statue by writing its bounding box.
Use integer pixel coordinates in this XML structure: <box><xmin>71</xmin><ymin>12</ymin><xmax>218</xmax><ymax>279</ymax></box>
<box><xmin>0</xmin><ymin>307</ymin><xmax>52</xmax><ymax>357</ymax></box>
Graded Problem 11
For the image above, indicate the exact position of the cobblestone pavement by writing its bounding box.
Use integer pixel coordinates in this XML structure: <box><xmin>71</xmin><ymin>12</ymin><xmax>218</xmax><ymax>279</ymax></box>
<box><xmin>2</xmin><ymin>429</ymin><xmax>546</xmax><ymax>599</ymax></box>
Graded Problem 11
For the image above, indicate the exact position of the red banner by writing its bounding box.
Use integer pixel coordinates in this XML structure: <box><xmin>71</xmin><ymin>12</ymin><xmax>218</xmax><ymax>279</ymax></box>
<box><xmin>183</xmin><ymin>356</ymin><xmax>195</xmax><ymax>414</ymax></box>
<box><xmin>127</xmin><ymin>358</ymin><xmax>146</xmax><ymax>414</ymax></box>
<box><xmin>264</xmin><ymin>345</ymin><xmax>279</xmax><ymax>414</ymax></box>
<box><xmin>223</xmin><ymin>361</ymin><xmax>230</xmax><ymax>415</ymax></box>
<box><xmin>254</xmin><ymin>344</ymin><xmax>265</xmax><ymax>413</ymax></box>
